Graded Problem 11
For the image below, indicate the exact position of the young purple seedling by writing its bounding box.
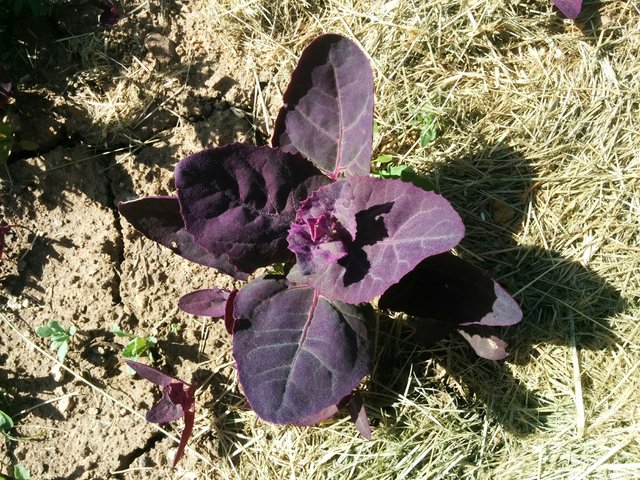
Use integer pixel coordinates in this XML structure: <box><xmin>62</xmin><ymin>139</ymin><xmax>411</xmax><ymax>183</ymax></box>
<box><xmin>125</xmin><ymin>360</ymin><xmax>196</xmax><ymax>468</ymax></box>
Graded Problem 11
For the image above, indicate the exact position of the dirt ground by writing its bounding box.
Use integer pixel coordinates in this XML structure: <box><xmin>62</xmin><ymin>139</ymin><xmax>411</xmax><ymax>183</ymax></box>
<box><xmin>1</xmin><ymin>2</ymin><xmax>261</xmax><ymax>478</ymax></box>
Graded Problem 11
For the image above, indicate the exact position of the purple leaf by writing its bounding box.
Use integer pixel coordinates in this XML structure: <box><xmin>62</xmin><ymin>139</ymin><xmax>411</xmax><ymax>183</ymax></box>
<box><xmin>118</xmin><ymin>196</ymin><xmax>249</xmax><ymax>280</ymax></box>
<box><xmin>178</xmin><ymin>288</ymin><xmax>231</xmax><ymax>318</ymax></box>
<box><xmin>296</xmin><ymin>391</ymin><xmax>371</xmax><ymax>439</ymax></box>
<box><xmin>296</xmin><ymin>404</ymin><xmax>339</xmax><ymax>427</ymax></box>
<box><xmin>232</xmin><ymin>276</ymin><xmax>371</xmax><ymax>424</ymax></box>
<box><xmin>287</xmin><ymin>177</ymin><xmax>464</xmax><ymax>304</ymax></box>
<box><xmin>125</xmin><ymin>359</ymin><xmax>177</xmax><ymax>387</ymax></box>
<box><xmin>379</xmin><ymin>252</ymin><xmax>522</xmax><ymax>327</ymax></box>
<box><xmin>345</xmin><ymin>392</ymin><xmax>371</xmax><ymax>440</ymax></box>
<box><xmin>224</xmin><ymin>289</ymin><xmax>238</xmax><ymax>334</ymax></box>
<box><xmin>272</xmin><ymin>34</ymin><xmax>374</xmax><ymax>179</ymax></box>
<box><xmin>175</xmin><ymin>143</ymin><xmax>330</xmax><ymax>274</ymax></box>
<box><xmin>553</xmin><ymin>0</ymin><xmax>583</xmax><ymax>19</ymax></box>
<box><xmin>457</xmin><ymin>327</ymin><xmax>509</xmax><ymax>361</ymax></box>
<box><xmin>124</xmin><ymin>360</ymin><xmax>196</xmax><ymax>468</ymax></box>
<box><xmin>379</xmin><ymin>252</ymin><xmax>521</xmax><ymax>360</ymax></box>
<box><xmin>147</xmin><ymin>387</ymin><xmax>184</xmax><ymax>423</ymax></box>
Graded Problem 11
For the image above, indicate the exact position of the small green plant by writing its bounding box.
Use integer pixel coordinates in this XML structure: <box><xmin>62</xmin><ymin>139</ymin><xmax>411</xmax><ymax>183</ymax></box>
<box><xmin>371</xmin><ymin>156</ymin><xmax>436</xmax><ymax>191</ymax></box>
<box><xmin>0</xmin><ymin>464</ymin><xmax>31</xmax><ymax>480</ymax></box>
<box><xmin>413</xmin><ymin>111</ymin><xmax>438</xmax><ymax>147</ymax></box>
<box><xmin>12</xmin><ymin>464</ymin><xmax>30</xmax><ymax>480</ymax></box>
<box><xmin>112</xmin><ymin>324</ymin><xmax>158</xmax><ymax>369</ymax></box>
<box><xmin>36</xmin><ymin>321</ymin><xmax>76</xmax><ymax>363</ymax></box>
<box><xmin>0</xmin><ymin>408</ymin><xmax>14</xmax><ymax>437</ymax></box>
<box><xmin>0</xmin><ymin>408</ymin><xmax>41</xmax><ymax>443</ymax></box>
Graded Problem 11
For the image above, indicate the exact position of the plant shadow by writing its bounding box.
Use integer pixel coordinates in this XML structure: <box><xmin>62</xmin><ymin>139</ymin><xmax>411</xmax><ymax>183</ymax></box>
<box><xmin>1</xmin><ymin>232</ymin><xmax>73</xmax><ymax>298</ymax></box>
<box><xmin>369</xmin><ymin>143</ymin><xmax>624</xmax><ymax>435</ymax></box>
<box><xmin>191</xmin><ymin>368</ymin><xmax>249</xmax><ymax>466</ymax></box>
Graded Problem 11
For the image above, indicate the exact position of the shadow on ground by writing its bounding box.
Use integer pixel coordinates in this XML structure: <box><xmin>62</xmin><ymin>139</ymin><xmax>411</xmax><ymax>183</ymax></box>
<box><xmin>369</xmin><ymin>142</ymin><xmax>624</xmax><ymax>435</ymax></box>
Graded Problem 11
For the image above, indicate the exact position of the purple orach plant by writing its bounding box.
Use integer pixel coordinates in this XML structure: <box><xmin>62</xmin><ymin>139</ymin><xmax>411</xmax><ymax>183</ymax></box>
<box><xmin>118</xmin><ymin>34</ymin><xmax>522</xmax><ymax>436</ymax></box>
<box><xmin>125</xmin><ymin>360</ymin><xmax>196</xmax><ymax>468</ymax></box>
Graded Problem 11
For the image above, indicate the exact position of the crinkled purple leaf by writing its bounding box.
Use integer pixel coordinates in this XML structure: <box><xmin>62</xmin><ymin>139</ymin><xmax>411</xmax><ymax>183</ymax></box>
<box><xmin>175</xmin><ymin>143</ymin><xmax>330</xmax><ymax>274</ymax></box>
<box><xmin>457</xmin><ymin>327</ymin><xmax>509</xmax><ymax>361</ymax></box>
<box><xmin>178</xmin><ymin>288</ymin><xmax>231</xmax><ymax>318</ymax></box>
<box><xmin>553</xmin><ymin>0</ymin><xmax>583</xmax><ymax>19</ymax></box>
<box><xmin>287</xmin><ymin>177</ymin><xmax>464</xmax><ymax>304</ymax></box>
<box><xmin>147</xmin><ymin>387</ymin><xmax>184</xmax><ymax>423</ymax></box>
<box><xmin>118</xmin><ymin>196</ymin><xmax>249</xmax><ymax>280</ymax></box>
<box><xmin>378</xmin><ymin>252</ymin><xmax>522</xmax><ymax>327</ymax></box>
<box><xmin>232</xmin><ymin>276</ymin><xmax>371</xmax><ymax>424</ymax></box>
<box><xmin>272</xmin><ymin>34</ymin><xmax>374</xmax><ymax>179</ymax></box>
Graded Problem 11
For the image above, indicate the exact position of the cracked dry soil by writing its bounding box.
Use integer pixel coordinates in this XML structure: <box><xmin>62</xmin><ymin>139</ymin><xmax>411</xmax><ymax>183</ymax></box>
<box><xmin>1</xmin><ymin>2</ymin><xmax>264</xmax><ymax>478</ymax></box>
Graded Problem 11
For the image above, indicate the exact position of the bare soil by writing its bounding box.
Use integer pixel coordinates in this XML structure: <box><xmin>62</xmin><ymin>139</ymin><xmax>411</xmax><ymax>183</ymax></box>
<box><xmin>1</xmin><ymin>2</ymin><xmax>258</xmax><ymax>478</ymax></box>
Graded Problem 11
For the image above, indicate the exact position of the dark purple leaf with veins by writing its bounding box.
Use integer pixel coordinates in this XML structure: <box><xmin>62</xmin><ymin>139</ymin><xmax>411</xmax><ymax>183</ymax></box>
<box><xmin>232</xmin><ymin>276</ymin><xmax>371</xmax><ymax>424</ymax></box>
<box><xmin>553</xmin><ymin>0</ymin><xmax>583</xmax><ymax>19</ymax></box>
<box><xmin>175</xmin><ymin>143</ymin><xmax>330</xmax><ymax>274</ymax></box>
<box><xmin>118</xmin><ymin>196</ymin><xmax>249</xmax><ymax>280</ymax></box>
<box><xmin>272</xmin><ymin>34</ymin><xmax>374</xmax><ymax>179</ymax></box>
<box><xmin>287</xmin><ymin>176</ymin><xmax>464</xmax><ymax>304</ymax></box>
<box><xmin>178</xmin><ymin>288</ymin><xmax>232</xmax><ymax>318</ymax></box>
<box><xmin>379</xmin><ymin>252</ymin><xmax>522</xmax><ymax>360</ymax></box>
<box><xmin>125</xmin><ymin>360</ymin><xmax>196</xmax><ymax>467</ymax></box>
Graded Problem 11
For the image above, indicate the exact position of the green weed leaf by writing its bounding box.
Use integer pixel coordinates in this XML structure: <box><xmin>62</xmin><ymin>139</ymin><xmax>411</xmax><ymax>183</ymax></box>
<box><xmin>13</xmin><ymin>464</ymin><xmax>30</xmax><ymax>480</ymax></box>
<box><xmin>0</xmin><ymin>410</ymin><xmax>14</xmax><ymax>431</ymax></box>
<box><xmin>35</xmin><ymin>326</ymin><xmax>54</xmax><ymax>337</ymax></box>
<box><xmin>112</xmin><ymin>324</ymin><xmax>134</xmax><ymax>338</ymax></box>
